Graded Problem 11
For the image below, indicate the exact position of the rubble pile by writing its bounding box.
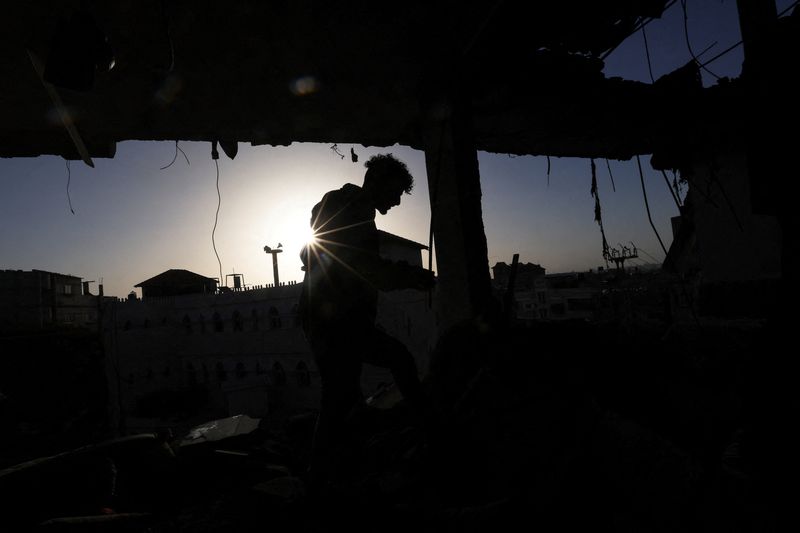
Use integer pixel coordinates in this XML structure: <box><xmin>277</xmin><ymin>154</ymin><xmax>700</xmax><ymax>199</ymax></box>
<box><xmin>1</xmin><ymin>319</ymin><xmax>783</xmax><ymax>532</ymax></box>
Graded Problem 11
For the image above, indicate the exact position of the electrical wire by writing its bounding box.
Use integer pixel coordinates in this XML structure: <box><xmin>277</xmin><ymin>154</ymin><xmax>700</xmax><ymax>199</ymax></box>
<box><xmin>546</xmin><ymin>155</ymin><xmax>551</xmax><ymax>188</ymax></box>
<box><xmin>699</xmin><ymin>0</ymin><xmax>800</xmax><ymax>69</ymax></box>
<box><xmin>605</xmin><ymin>158</ymin><xmax>616</xmax><ymax>192</ymax></box>
<box><xmin>680</xmin><ymin>0</ymin><xmax>720</xmax><ymax>80</ymax></box>
<box><xmin>632</xmin><ymin>241</ymin><xmax>660</xmax><ymax>263</ymax></box>
<box><xmin>66</xmin><ymin>160</ymin><xmax>75</xmax><ymax>214</ymax></box>
<box><xmin>636</xmin><ymin>155</ymin><xmax>668</xmax><ymax>256</ymax></box>
<box><xmin>591</xmin><ymin>158</ymin><xmax>611</xmax><ymax>261</ymax></box>
<box><xmin>661</xmin><ymin>169</ymin><xmax>682</xmax><ymax>209</ymax></box>
<box><xmin>160</xmin><ymin>140</ymin><xmax>190</xmax><ymax>170</ymax></box>
<box><xmin>212</xmin><ymin>160</ymin><xmax>223</xmax><ymax>286</ymax></box>
<box><xmin>641</xmin><ymin>23</ymin><xmax>656</xmax><ymax>83</ymax></box>
<box><xmin>330</xmin><ymin>144</ymin><xmax>345</xmax><ymax>160</ymax></box>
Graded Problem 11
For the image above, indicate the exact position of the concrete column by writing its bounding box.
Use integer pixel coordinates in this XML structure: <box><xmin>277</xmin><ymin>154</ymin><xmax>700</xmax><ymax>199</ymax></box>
<box><xmin>423</xmin><ymin>98</ymin><xmax>492</xmax><ymax>331</ymax></box>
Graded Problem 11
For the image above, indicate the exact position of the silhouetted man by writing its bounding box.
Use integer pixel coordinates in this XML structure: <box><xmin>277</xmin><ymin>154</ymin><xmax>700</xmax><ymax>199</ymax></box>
<box><xmin>299</xmin><ymin>153</ymin><xmax>434</xmax><ymax>484</ymax></box>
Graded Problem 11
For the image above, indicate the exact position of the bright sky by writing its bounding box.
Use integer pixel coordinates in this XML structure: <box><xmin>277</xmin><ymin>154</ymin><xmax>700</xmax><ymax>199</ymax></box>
<box><xmin>1</xmin><ymin>1</ymin><xmax>793</xmax><ymax>298</ymax></box>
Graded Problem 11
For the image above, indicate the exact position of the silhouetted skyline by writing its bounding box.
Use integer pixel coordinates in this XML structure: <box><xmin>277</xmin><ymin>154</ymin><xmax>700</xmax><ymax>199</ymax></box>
<box><xmin>1</xmin><ymin>1</ymin><xmax>788</xmax><ymax>297</ymax></box>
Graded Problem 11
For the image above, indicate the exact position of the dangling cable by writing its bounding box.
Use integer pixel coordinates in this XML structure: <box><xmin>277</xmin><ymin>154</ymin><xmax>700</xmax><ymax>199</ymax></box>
<box><xmin>605</xmin><ymin>158</ymin><xmax>616</xmax><ymax>192</ymax></box>
<box><xmin>590</xmin><ymin>158</ymin><xmax>610</xmax><ymax>263</ymax></box>
<box><xmin>680</xmin><ymin>0</ymin><xmax>720</xmax><ymax>81</ymax></box>
<box><xmin>66</xmin><ymin>160</ymin><xmax>75</xmax><ymax>215</ymax></box>
<box><xmin>160</xmin><ymin>140</ymin><xmax>190</xmax><ymax>170</ymax></box>
<box><xmin>641</xmin><ymin>24</ymin><xmax>656</xmax><ymax>83</ymax></box>
<box><xmin>661</xmin><ymin>169</ymin><xmax>682</xmax><ymax>209</ymax></box>
<box><xmin>672</xmin><ymin>170</ymin><xmax>683</xmax><ymax>201</ymax></box>
<box><xmin>546</xmin><ymin>155</ymin><xmax>551</xmax><ymax>188</ymax></box>
<box><xmin>636</xmin><ymin>155</ymin><xmax>668</xmax><ymax>256</ymax></box>
<box><xmin>211</xmin><ymin>158</ymin><xmax>223</xmax><ymax>287</ymax></box>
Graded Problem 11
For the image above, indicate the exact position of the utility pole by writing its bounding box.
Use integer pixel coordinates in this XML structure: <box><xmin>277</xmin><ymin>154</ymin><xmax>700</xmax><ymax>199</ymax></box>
<box><xmin>604</xmin><ymin>244</ymin><xmax>638</xmax><ymax>272</ymax></box>
<box><xmin>263</xmin><ymin>243</ymin><xmax>283</xmax><ymax>286</ymax></box>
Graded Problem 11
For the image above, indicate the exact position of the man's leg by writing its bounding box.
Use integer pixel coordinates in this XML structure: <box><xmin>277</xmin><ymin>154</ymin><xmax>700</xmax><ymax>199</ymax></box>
<box><xmin>361</xmin><ymin>328</ymin><xmax>425</xmax><ymax>413</ymax></box>
<box><xmin>308</xmin><ymin>332</ymin><xmax>362</xmax><ymax>485</ymax></box>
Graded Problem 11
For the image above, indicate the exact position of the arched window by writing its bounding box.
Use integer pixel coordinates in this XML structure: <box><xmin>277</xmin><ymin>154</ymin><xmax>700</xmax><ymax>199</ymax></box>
<box><xmin>292</xmin><ymin>304</ymin><xmax>301</xmax><ymax>326</ymax></box>
<box><xmin>162</xmin><ymin>316</ymin><xmax>168</xmax><ymax>326</ymax></box>
<box><xmin>232</xmin><ymin>310</ymin><xmax>244</xmax><ymax>332</ymax></box>
<box><xmin>271</xmin><ymin>362</ymin><xmax>287</xmax><ymax>386</ymax></box>
<box><xmin>213</xmin><ymin>312</ymin><xmax>224</xmax><ymax>332</ymax></box>
<box><xmin>256</xmin><ymin>361</ymin><xmax>265</xmax><ymax>375</ymax></box>
<box><xmin>296</xmin><ymin>361</ymin><xmax>311</xmax><ymax>387</ymax></box>
<box><xmin>268</xmin><ymin>307</ymin><xmax>281</xmax><ymax>329</ymax></box>
<box><xmin>182</xmin><ymin>314</ymin><xmax>192</xmax><ymax>333</ymax></box>
<box><xmin>251</xmin><ymin>309</ymin><xmax>259</xmax><ymax>331</ymax></box>
<box><xmin>235</xmin><ymin>361</ymin><xmax>247</xmax><ymax>379</ymax></box>
<box><xmin>163</xmin><ymin>365</ymin><xmax>171</xmax><ymax>378</ymax></box>
<box><xmin>216</xmin><ymin>362</ymin><xmax>227</xmax><ymax>381</ymax></box>
<box><xmin>198</xmin><ymin>314</ymin><xmax>206</xmax><ymax>333</ymax></box>
<box><xmin>146</xmin><ymin>367</ymin><xmax>154</xmax><ymax>381</ymax></box>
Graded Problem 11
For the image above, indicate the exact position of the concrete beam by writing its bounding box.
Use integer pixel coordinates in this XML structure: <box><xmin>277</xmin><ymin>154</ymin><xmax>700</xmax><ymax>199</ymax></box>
<box><xmin>424</xmin><ymin>99</ymin><xmax>493</xmax><ymax>331</ymax></box>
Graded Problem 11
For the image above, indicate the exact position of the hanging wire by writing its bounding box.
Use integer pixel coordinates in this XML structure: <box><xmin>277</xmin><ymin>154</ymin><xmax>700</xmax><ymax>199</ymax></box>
<box><xmin>672</xmin><ymin>170</ymin><xmax>683</xmax><ymax>200</ymax></box>
<box><xmin>699</xmin><ymin>0</ymin><xmax>800</xmax><ymax>70</ymax></box>
<box><xmin>661</xmin><ymin>170</ymin><xmax>682</xmax><ymax>209</ymax></box>
<box><xmin>160</xmin><ymin>140</ymin><xmax>190</xmax><ymax>170</ymax></box>
<box><xmin>636</xmin><ymin>155</ymin><xmax>668</xmax><ymax>256</ymax></box>
<box><xmin>641</xmin><ymin>23</ymin><xmax>656</xmax><ymax>83</ymax></box>
<box><xmin>590</xmin><ymin>158</ymin><xmax>611</xmax><ymax>262</ymax></box>
<box><xmin>546</xmin><ymin>155</ymin><xmax>551</xmax><ymax>188</ymax></box>
<box><xmin>605</xmin><ymin>158</ymin><xmax>616</xmax><ymax>192</ymax></box>
<box><xmin>66</xmin><ymin>160</ymin><xmax>75</xmax><ymax>215</ymax></box>
<box><xmin>212</xmin><ymin>160</ymin><xmax>223</xmax><ymax>286</ymax></box>
<box><xmin>330</xmin><ymin>144</ymin><xmax>345</xmax><ymax>159</ymax></box>
<box><xmin>680</xmin><ymin>0</ymin><xmax>720</xmax><ymax>80</ymax></box>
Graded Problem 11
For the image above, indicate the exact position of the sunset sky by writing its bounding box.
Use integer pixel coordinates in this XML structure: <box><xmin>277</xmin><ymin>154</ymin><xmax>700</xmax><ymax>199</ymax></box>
<box><xmin>2</xmin><ymin>1</ymin><xmax>791</xmax><ymax>298</ymax></box>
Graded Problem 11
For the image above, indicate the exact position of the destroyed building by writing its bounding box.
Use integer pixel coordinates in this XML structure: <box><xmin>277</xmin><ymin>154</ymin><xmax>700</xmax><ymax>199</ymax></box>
<box><xmin>1</xmin><ymin>1</ymin><xmax>798</xmax><ymax>531</ymax></box>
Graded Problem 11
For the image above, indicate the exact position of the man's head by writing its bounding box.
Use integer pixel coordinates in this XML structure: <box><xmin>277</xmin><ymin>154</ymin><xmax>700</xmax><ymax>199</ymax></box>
<box><xmin>362</xmin><ymin>154</ymin><xmax>413</xmax><ymax>214</ymax></box>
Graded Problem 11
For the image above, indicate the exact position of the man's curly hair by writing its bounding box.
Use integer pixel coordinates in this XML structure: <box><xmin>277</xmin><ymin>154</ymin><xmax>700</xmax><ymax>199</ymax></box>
<box><xmin>364</xmin><ymin>154</ymin><xmax>414</xmax><ymax>194</ymax></box>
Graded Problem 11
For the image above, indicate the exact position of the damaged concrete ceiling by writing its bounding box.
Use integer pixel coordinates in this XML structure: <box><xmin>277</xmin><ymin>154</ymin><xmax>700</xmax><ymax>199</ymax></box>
<box><xmin>2</xmin><ymin>0</ymin><xmax>707</xmax><ymax>162</ymax></box>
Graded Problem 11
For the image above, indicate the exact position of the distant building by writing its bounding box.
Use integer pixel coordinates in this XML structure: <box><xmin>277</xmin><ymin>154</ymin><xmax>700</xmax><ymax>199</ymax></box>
<box><xmin>491</xmin><ymin>263</ymin><xmax>608</xmax><ymax>322</ymax></box>
<box><xmin>134</xmin><ymin>269</ymin><xmax>217</xmax><ymax>299</ymax></box>
<box><xmin>105</xmin><ymin>232</ymin><xmax>436</xmax><ymax>430</ymax></box>
<box><xmin>491</xmin><ymin>261</ymin><xmax>546</xmax><ymax>291</ymax></box>
<box><xmin>378</xmin><ymin>230</ymin><xmax>427</xmax><ymax>267</ymax></box>
<box><xmin>0</xmin><ymin>269</ymin><xmax>102</xmax><ymax>331</ymax></box>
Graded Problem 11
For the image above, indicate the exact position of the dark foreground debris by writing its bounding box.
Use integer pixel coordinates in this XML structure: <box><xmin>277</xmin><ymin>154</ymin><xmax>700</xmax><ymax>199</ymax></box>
<box><xmin>0</xmin><ymin>319</ymin><xmax>789</xmax><ymax>532</ymax></box>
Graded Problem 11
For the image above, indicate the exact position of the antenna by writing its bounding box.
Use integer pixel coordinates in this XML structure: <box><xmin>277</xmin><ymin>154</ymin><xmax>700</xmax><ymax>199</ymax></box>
<box><xmin>263</xmin><ymin>244</ymin><xmax>284</xmax><ymax>286</ymax></box>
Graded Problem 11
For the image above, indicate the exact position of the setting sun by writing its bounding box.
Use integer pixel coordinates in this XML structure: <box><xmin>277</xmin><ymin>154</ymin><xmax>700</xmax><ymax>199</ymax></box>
<box><xmin>299</xmin><ymin>224</ymin><xmax>318</xmax><ymax>247</ymax></box>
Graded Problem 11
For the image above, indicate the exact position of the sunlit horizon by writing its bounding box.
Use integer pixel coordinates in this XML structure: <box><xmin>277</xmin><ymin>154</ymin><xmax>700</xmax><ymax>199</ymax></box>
<box><xmin>3</xmin><ymin>0</ymin><xmax>767</xmax><ymax>297</ymax></box>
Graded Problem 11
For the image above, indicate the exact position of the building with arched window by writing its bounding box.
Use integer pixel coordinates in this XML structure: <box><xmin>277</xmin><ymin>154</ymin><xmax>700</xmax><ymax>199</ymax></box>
<box><xmin>103</xmin><ymin>234</ymin><xmax>435</xmax><ymax>427</ymax></box>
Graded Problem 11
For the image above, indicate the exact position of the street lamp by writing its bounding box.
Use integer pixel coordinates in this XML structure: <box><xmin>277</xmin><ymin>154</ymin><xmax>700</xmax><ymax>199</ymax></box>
<box><xmin>263</xmin><ymin>243</ymin><xmax>283</xmax><ymax>286</ymax></box>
